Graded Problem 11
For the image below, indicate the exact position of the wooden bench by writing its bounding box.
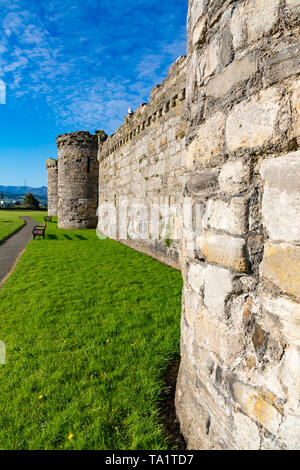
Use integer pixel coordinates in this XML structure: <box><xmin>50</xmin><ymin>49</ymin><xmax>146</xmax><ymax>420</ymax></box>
<box><xmin>32</xmin><ymin>224</ymin><xmax>46</xmax><ymax>240</ymax></box>
<box><xmin>44</xmin><ymin>216</ymin><xmax>53</xmax><ymax>223</ymax></box>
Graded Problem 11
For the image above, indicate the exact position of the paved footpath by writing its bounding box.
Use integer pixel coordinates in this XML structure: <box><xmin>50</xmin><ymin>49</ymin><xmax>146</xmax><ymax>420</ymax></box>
<box><xmin>0</xmin><ymin>217</ymin><xmax>38</xmax><ymax>286</ymax></box>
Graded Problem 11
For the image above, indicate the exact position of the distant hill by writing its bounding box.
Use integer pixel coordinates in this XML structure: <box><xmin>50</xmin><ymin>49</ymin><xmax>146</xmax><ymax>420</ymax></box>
<box><xmin>0</xmin><ymin>186</ymin><xmax>47</xmax><ymax>198</ymax></box>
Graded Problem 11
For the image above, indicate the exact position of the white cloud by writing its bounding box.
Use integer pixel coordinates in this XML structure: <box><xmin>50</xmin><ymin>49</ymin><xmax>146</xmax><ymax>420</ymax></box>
<box><xmin>0</xmin><ymin>78</ymin><xmax>6</xmax><ymax>103</ymax></box>
<box><xmin>0</xmin><ymin>0</ymin><xmax>186</xmax><ymax>134</ymax></box>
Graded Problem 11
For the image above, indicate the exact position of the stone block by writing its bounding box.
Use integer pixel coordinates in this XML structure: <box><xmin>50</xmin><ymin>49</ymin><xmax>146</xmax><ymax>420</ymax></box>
<box><xmin>255</xmin><ymin>361</ymin><xmax>285</xmax><ymax>402</ymax></box>
<box><xmin>187</xmin><ymin>112</ymin><xmax>225</xmax><ymax>168</ymax></box>
<box><xmin>192</xmin><ymin>17</ymin><xmax>207</xmax><ymax>46</ymax></box>
<box><xmin>247</xmin><ymin>0</ymin><xmax>280</xmax><ymax>43</ymax></box>
<box><xmin>184</xmin><ymin>169</ymin><xmax>219</xmax><ymax>197</ymax></box>
<box><xmin>184</xmin><ymin>289</ymin><xmax>201</xmax><ymax>329</ymax></box>
<box><xmin>226</xmin><ymin>87</ymin><xmax>281</xmax><ymax>151</ymax></box>
<box><xmin>260</xmin><ymin>243</ymin><xmax>300</xmax><ymax>300</ymax></box>
<box><xmin>181</xmin><ymin>320</ymin><xmax>196</xmax><ymax>367</ymax></box>
<box><xmin>218</xmin><ymin>159</ymin><xmax>251</xmax><ymax>194</ymax></box>
<box><xmin>186</xmin><ymin>49</ymin><xmax>198</xmax><ymax>106</ymax></box>
<box><xmin>286</xmin><ymin>0</ymin><xmax>300</xmax><ymax>17</ymax></box>
<box><xmin>201</xmin><ymin>38</ymin><xmax>219</xmax><ymax>82</ymax></box>
<box><xmin>189</xmin><ymin>0</ymin><xmax>207</xmax><ymax>31</ymax></box>
<box><xmin>231</xmin><ymin>381</ymin><xmax>282</xmax><ymax>435</ymax></box>
<box><xmin>187</xmin><ymin>262</ymin><xmax>206</xmax><ymax>294</ymax></box>
<box><xmin>184</xmin><ymin>285</ymin><xmax>200</xmax><ymax>311</ymax></box>
<box><xmin>200</xmin><ymin>231</ymin><xmax>248</xmax><ymax>272</ymax></box>
<box><xmin>260</xmin><ymin>151</ymin><xmax>300</xmax><ymax>242</ymax></box>
<box><xmin>219</xmin><ymin>29</ymin><xmax>234</xmax><ymax>68</ymax></box>
<box><xmin>265</xmin><ymin>42</ymin><xmax>300</xmax><ymax>86</ymax></box>
<box><xmin>204</xmin><ymin>197</ymin><xmax>248</xmax><ymax>236</ymax></box>
<box><xmin>233</xmin><ymin>412</ymin><xmax>260</xmax><ymax>450</ymax></box>
<box><xmin>280</xmin><ymin>346</ymin><xmax>300</xmax><ymax>412</ymax></box>
<box><xmin>204</xmin><ymin>264</ymin><xmax>238</xmax><ymax>317</ymax></box>
<box><xmin>206</xmin><ymin>53</ymin><xmax>257</xmax><ymax>99</ymax></box>
<box><xmin>230</xmin><ymin>2</ymin><xmax>247</xmax><ymax>50</ymax></box>
<box><xmin>231</xmin><ymin>0</ymin><xmax>280</xmax><ymax>50</ymax></box>
<box><xmin>261</xmin><ymin>293</ymin><xmax>300</xmax><ymax>346</ymax></box>
<box><xmin>176</xmin><ymin>360</ymin><xmax>213</xmax><ymax>450</ymax></box>
<box><xmin>194</xmin><ymin>306</ymin><xmax>244</xmax><ymax>365</ymax></box>
<box><xmin>279</xmin><ymin>415</ymin><xmax>300</xmax><ymax>450</ymax></box>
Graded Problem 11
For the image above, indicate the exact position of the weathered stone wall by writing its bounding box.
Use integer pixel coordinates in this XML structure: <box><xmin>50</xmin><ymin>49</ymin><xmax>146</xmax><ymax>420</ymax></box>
<box><xmin>46</xmin><ymin>158</ymin><xmax>58</xmax><ymax>216</ymax></box>
<box><xmin>176</xmin><ymin>0</ymin><xmax>300</xmax><ymax>450</ymax></box>
<box><xmin>57</xmin><ymin>131</ymin><xmax>104</xmax><ymax>229</ymax></box>
<box><xmin>98</xmin><ymin>57</ymin><xmax>187</xmax><ymax>269</ymax></box>
<box><xmin>46</xmin><ymin>0</ymin><xmax>300</xmax><ymax>449</ymax></box>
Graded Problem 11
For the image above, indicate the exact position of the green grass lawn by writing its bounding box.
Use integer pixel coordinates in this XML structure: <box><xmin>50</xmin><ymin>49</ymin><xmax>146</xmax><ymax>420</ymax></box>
<box><xmin>0</xmin><ymin>209</ymin><xmax>46</xmax><ymax>242</ymax></box>
<box><xmin>0</xmin><ymin>211</ymin><xmax>183</xmax><ymax>450</ymax></box>
<box><xmin>0</xmin><ymin>210</ymin><xmax>25</xmax><ymax>242</ymax></box>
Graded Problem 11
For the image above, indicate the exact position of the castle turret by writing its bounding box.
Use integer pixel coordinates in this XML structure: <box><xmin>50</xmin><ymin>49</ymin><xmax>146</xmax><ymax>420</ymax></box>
<box><xmin>46</xmin><ymin>158</ymin><xmax>58</xmax><ymax>216</ymax></box>
<box><xmin>56</xmin><ymin>131</ymin><xmax>105</xmax><ymax>229</ymax></box>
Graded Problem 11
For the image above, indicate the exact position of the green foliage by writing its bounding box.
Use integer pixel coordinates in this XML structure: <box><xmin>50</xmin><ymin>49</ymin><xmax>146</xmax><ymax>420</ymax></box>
<box><xmin>0</xmin><ymin>213</ymin><xmax>182</xmax><ymax>450</ymax></box>
<box><xmin>23</xmin><ymin>193</ymin><xmax>40</xmax><ymax>210</ymax></box>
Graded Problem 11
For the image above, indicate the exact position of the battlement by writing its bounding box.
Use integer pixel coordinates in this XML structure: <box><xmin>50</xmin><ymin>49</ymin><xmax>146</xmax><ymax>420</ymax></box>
<box><xmin>46</xmin><ymin>158</ymin><xmax>58</xmax><ymax>169</ymax></box>
<box><xmin>56</xmin><ymin>131</ymin><xmax>98</xmax><ymax>150</ymax></box>
<box><xmin>95</xmin><ymin>130</ymin><xmax>108</xmax><ymax>144</ymax></box>
<box><xmin>100</xmin><ymin>56</ymin><xmax>186</xmax><ymax>160</ymax></box>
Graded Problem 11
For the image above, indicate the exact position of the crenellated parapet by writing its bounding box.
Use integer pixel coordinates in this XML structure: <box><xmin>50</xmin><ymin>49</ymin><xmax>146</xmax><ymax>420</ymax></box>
<box><xmin>57</xmin><ymin>131</ymin><xmax>98</xmax><ymax>157</ymax></box>
<box><xmin>99</xmin><ymin>56</ymin><xmax>186</xmax><ymax>161</ymax></box>
<box><xmin>46</xmin><ymin>158</ymin><xmax>58</xmax><ymax>170</ymax></box>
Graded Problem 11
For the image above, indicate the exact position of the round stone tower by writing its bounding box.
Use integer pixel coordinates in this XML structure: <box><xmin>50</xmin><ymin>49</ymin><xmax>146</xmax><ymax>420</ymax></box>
<box><xmin>46</xmin><ymin>158</ymin><xmax>58</xmax><ymax>216</ymax></box>
<box><xmin>57</xmin><ymin>131</ymin><xmax>101</xmax><ymax>229</ymax></box>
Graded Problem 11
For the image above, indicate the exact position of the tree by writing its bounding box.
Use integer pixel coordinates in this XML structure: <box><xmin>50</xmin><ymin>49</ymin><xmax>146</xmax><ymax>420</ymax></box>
<box><xmin>23</xmin><ymin>193</ymin><xmax>40</xmax><ymax>210</ymax></box>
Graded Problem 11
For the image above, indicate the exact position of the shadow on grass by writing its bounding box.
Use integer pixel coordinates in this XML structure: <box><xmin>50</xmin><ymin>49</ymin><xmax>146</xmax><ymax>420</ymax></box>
<box><xmin>63</xmin><ymin>234</ymin><xmax>73</xmax><ymax>240</ymax></box>
<box><xmin>74</xmin><ymin>235</ymin><xmax>87</xmax><ymax>240</ymax></box>
<box><xmin>160</xmin><ymin>357</ymin><xmax>186</xmax><ymax>450</ymax></box>
<box><xmin>47</xmin><ymin>234</ymin><xmax>58</xmax><ymax>240</ymax></box>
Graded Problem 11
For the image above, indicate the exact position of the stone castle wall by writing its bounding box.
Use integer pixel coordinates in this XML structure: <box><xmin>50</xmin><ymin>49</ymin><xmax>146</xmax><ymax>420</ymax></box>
<box><xmin>57</xmin><ymin>131</ymin><xmax>101</xmax><ymax>229</ymax></box>
<box><xmin>97</xmin><ymin>56</ymin><xmax>187</xmax><ymax>269</ymax></box>
<box><xmin>176</xmin><ymin>0</ymin><xmax>300</xmax><ymax>450</ymax></box>
<box><xmin>46</xmin><ymin>158</ymin><xmax>58</xmax><ymax>217</ymax></box>
<box><xmin>46</xmin><ymin>0</ymin><xmax>300</xmax><ymax>450</ymax></box>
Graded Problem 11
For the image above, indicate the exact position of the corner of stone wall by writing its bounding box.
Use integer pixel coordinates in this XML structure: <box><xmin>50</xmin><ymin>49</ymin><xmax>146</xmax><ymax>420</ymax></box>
<box><xmin>176</xmin><ymin>0</ymin><xmax>300</xmax><ymax>450</ymax></box>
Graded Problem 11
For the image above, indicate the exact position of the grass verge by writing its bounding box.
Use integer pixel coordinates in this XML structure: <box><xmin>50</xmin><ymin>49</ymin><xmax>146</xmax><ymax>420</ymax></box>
<box><xmin>0</xmin><ymin>212</ymin><xmax>182</xmax><ymax>450</ymax></box>
<box><xmin>0</xmin><ymin>210</ymin><xmax>25</xmax><ymax>242</ymax></box>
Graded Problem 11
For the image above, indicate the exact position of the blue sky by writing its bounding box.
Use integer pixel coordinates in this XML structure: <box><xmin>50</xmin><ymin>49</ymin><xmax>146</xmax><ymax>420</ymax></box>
<box><xmin>0</xmin><ymin>0</ymin><xmax>187</xmax><ymax>187</ymax></box>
